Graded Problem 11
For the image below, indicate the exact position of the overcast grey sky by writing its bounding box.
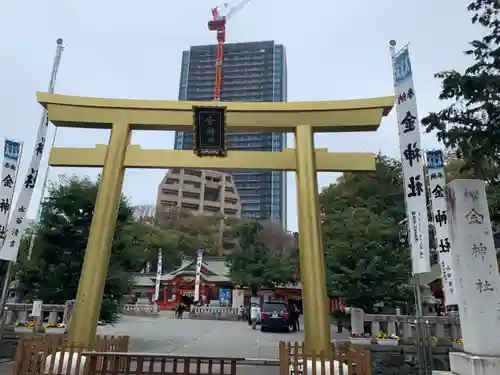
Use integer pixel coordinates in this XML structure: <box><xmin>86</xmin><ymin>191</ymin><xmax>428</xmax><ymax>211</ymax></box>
<box><xmin>0</xmin><ymin>0</ymin><xmax>482</xmax><ymax>231</ymax></box>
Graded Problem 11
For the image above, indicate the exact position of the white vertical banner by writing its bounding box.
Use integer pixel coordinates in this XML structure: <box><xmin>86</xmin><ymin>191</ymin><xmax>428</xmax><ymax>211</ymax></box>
<box><xmin>153</xmin><ymin>249</ymin><xmax>163</xmax><ymax>302</ymax></box>
<box><xmin>194</xmin><ymin>248</ymin><xmax>204</xmax><ymax>303</ymax></box>
<box><xmin>426</xmin><ymin>150</ymin><xmax>458</xmax><ymax>306</ymax></box>
<box><xmin>0</xmin><ymin>139</ymin><xmax>23</xmax><ymax>242</ymax></box>
<box><xmin>0</xmin><ymin>115</ymin><xmax>49</xmax><ymax>261</ymax></box>
<box><xmin>391</xmin><ymin>43</ymin><xmax>430</xmax><ymax>274</ymax></box>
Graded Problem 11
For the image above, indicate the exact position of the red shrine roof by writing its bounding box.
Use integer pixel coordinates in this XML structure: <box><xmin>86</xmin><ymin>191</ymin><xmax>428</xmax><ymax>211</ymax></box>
<box><xmin>157</xmin><ymin>257</ymin><xmax>230</xmax><ymax>283</ymax></box>
<box><xmin>134</xmin><ymin>256</ymin><xmax>303</xmax><ymax>289</ymax></box>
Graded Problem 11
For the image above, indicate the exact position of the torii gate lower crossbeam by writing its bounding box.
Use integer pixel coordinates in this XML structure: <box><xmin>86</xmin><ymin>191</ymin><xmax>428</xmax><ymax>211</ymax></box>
<box><xmin>38</xmin><ymin>92</ymin><xmax>394</xmax><ymax>354</ymax></box>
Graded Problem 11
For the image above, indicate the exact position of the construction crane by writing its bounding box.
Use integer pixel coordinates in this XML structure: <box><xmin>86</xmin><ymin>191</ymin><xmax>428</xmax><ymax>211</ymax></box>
<box><xmin>207</xmin><ymin>0</ymin><xmax>252</xmax><ymax>101</ymax></box>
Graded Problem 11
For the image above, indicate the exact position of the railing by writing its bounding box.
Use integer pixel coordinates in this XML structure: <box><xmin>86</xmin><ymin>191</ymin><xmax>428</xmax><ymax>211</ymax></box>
<box><xmin>352</xmin><ymin>312</ymin><xmax>461</xmax><ymax>341</ymax></box>
<box><xmin>5</xmin><ymin>302</ymin><xmax>72</xmax><ymax>325</ymax></box>
<box><xmin>83</xmin><ymin>352</ymin><xmax>245</xmax><ymax>375</ymax></box>
<box><xmin>121</xmin><ymin>304</ymin><xmax>159</xmax><ymax>316</ymax></box>
<box><xmin>189</xmin><ymin>307</ymin><xmax>239</xmax><ymax>320</ymax></box>
<box><xmin>14</xmin><ymin>334</ymin><xmax>129</xmax><ymax>375</ymax></box>
<box><xmin>6</xmin><ymin>301</ymin><xmax>167</xmax><ymax>323</ymax></box>
<box><xmin>279</xmin><ymin>341</ymin><xmax>372</xmax><ymax>375</ymax></box>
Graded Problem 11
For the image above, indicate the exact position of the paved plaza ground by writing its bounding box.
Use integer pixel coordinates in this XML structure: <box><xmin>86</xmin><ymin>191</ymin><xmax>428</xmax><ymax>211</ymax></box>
<box><xmin>95</xmin><ymin>314</ymin><xmax>349</xmax><ymax>359</ymax></box>
<box><xmin>8</xmin><ymin>314</ymin><xmax>350</xmax><ymax>375</ymax></box>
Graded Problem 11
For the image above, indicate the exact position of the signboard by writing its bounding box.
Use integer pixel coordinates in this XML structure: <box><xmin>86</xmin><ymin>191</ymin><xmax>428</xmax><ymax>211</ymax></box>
<box><xmin>0</xmin><ymin>139</ymin><xmax>22</xmax><ymax>243</ymax></box>
<box><xmin>426</xmin><ymin>150</ymin><xmax>458</xmax><ymax>306</ymax></box>
<box><xmin>193</xmin><ymin>106</ymin><xmax>227</xmax><ymax>157</ymax></box>
<box><xmin>153</xmin><ymin>249</ymin><xmax>162</xmax><ymax>302</ymax></box>
<box><xmin>391</xmin><ymin>44</ymin><xmax>430</xmax><ymax>274</ymax></box>
<box><xmin>0</xmin><ymin>114</ymin><xmax>50</xmax><ymax>261</ymax></box>
<box><xmin>31</xmin><ymin>300</ymin><xmax>42</xmax><ymax>317</ymax></box>
<box><xmin>194</xmin><ymin>249</ymin><xmax>204</xmax><ymax>303</ymax></box>
<box><xmin>219</xmin><ymin>288</ymin><xmax>231</xmax><ymax>306</ymax></box>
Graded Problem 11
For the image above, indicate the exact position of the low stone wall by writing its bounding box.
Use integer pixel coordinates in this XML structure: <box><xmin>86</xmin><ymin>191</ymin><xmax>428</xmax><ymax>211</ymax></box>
<box><xmin>189</xmin><ymin>307</ymin><xmax>239</xmax><ymax>320</ymax></box>
<box><xmin>349</xmin><ymin>308</ymin><xmax>462</xmax><ymax>340</ymax></box>
<box><xmin>369</xmin><ymin>345</ymin><xmax>451</xmax><ymax>375</ymax></box>
<box><xmin>122</xmin><ymin>304</ymin><xmax>160</xmax><ymax>316</ymax></box>
<box><xmin>3</xmin><ymin>302</ymin><xmax>70</xmax><ymax>325</ymax></box>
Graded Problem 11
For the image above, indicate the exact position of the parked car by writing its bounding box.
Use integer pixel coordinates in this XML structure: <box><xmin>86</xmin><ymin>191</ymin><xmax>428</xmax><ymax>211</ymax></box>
<box><xmin>260</xmin><ymin>301</ymin><xmax>290</xmax><ymax>332</ymax></box>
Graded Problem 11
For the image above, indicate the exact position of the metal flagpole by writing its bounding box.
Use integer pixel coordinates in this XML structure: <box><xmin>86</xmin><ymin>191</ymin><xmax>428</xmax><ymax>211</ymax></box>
<box><xmin>400</xmin><ymin>218</ymin><xmax>428</xmax><ymax>375</ymax></box>
<box><xmin>390</xmin><ymin>38</ymin><xmax>432</xmax><ymax>375</ymax></box>
<box><xmin>26</xmin><ymin>38</ymin><xmax>65</xmax><ymax>261</ymax></box>
<box><xmin>0</xmin><ymin>38</ymin><xmax>64</xmax><ymax>339</ymax></box>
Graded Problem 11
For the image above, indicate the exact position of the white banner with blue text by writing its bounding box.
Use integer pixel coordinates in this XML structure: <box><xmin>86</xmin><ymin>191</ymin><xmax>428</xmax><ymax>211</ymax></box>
<box><xmin>392</xmin><ymin>46</ymin><xmax>430</xmax><ymax>274</ymax></box>
<box><xmin>154</xmin><ymin>250</ymin><xmax>163</xmax><ymax>302</ymax></box>
<box><xmin>426</xmin><ymin>150</ymin><xmax>458</xmax><ymax>305</ymax></box>
<box><xmin>194</xmin><ymin>248</ymin><xmax>204</xmax><ymax>303</ymax></box>
<box><xmin>0</xmin><ymin>139</ymin><xmax>23</xmax><ymax>245</ymax></box>
<box><xmin>0</xmin><ymin>114</ymin><xmax>49</xmax><ymax>261</ymax></box>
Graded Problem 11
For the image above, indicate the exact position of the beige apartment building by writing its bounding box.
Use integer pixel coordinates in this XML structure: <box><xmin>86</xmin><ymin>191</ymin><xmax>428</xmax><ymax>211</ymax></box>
<box><xmin>156</xmin><ymin>168</ymin><xmax>242</xmax><ymax>218</ymax></box>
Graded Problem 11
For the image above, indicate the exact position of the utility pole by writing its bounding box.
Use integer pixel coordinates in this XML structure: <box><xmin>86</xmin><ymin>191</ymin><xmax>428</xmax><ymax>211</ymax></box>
<box><xmin>26</xmin><ymin>38</ymin><xmax>65</xmax><ymax>261</ymax></box>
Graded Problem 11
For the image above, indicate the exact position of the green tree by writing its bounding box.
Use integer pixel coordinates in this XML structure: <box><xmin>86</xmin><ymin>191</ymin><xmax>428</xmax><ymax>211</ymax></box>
<box><xmin>421</xmin><ymin>0</ymin><xmax>500</xmax><ymax>181</ymax></box>
<box><xmin>320</xmin><ymin>155</ymin><xmax>412</xmax><ymax>311</ymax></box>
<box><xmin>226</xmin><ymin>220</ymin><xmax>298</xmax><ymax>295</ymax></box>
<box><xmin>15</xmin><ymin>175</ymin><xmax>178</xmax><ymax>322</ymax></box>
<box><xmin>322</xmin><ymin>207</ymin><xmax>412</xmax><ymax>312</ymax></box>
<box><xmin>320</xmin><ymin>154</ymin><xmax>406</xmax><ymax>222</ymax></box>
<box><xmin>154</xmin><ymin>210</ymin><xmax>237</xmax><ymax>257</ymax></box>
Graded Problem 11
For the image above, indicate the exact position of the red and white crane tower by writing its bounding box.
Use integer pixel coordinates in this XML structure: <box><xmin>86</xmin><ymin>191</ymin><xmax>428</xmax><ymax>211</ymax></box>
<box><xmin>207</xmin><ymin>0</ymin><xmax>252</xmax><ymax>101</ymax></box>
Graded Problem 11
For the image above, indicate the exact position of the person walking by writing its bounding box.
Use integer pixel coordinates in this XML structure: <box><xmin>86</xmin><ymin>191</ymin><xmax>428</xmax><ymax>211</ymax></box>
<box><xmin>294</xmin><ymin>306</ymin><xmax>301</xmax><ymax>332</ymax></box>
<box><xmin>238</xmin><ymin>305</ymin><xmax>244</xmax><ymax>321</ymax></box>
<box><xmin>288</xmin><ymin>303</ymin><xmax>298</xmax><ymax>332</ymax></box>
<box><xmin>250</xmin><ymin>303</ymin><xmax>260</xmax><ymax>329</ymax></box>
<box><xmin>177</xmin><ymin>303</ymin><xmax>185</xmax><ymax>319</ymax></box>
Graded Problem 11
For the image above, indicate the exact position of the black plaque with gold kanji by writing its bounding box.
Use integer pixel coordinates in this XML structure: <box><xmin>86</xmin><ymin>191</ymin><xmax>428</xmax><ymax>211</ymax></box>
<box><xmin>193</xmin><ymin>106</ymin><xmax>227</xmax><ymax>157</ymax></box>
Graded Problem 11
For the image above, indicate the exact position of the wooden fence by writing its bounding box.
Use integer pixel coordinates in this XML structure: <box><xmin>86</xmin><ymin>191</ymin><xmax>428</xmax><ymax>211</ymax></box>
<box><xmin>82</xmin><ymin>352</ymin><xmax>245</xmax><ymax>375</ymax></box>
<box><xmin>13</xmin><ymin>334</ymin><xmax>129</xmax><ymax>375</ymax></box>
<box><xmin>279</xmin><ymin>341</ymin><xmax>372</xmax><ymax>375</ymax></box>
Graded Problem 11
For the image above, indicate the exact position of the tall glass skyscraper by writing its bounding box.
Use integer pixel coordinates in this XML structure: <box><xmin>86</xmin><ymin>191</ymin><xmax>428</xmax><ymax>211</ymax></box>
<box><xmin>174</xmin><ymin>40</ymin><xmax>287</xmax><ymax>227</ymax></box>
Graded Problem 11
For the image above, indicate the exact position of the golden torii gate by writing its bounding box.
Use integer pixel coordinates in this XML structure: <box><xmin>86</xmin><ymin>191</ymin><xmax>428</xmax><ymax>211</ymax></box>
<box><xmin>37</xmin><ymin>92</ymin><xmax>393</xmax><ymax>353</ymax></box>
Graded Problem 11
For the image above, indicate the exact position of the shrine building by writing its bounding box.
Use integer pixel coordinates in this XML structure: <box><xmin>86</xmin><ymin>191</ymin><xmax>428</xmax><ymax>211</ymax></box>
<box><xmin>131</xmin><ymin>256</ymin><xmax>303</xmax><ymax>310</ymax></box>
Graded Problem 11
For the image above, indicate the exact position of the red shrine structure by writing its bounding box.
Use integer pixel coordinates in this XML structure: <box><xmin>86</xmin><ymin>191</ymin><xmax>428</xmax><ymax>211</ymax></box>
<box><xmin>131</xmin><ymin>256</ymin><xmax>303</xmax><ymax>310</ymax></box>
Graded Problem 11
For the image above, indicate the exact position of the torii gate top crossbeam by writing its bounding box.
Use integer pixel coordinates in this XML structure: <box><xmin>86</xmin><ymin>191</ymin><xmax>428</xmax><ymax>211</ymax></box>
<box><xmin>37</xmin><ymin>92</ymin><xmax>394</xmax><ymax>133</ymax></box>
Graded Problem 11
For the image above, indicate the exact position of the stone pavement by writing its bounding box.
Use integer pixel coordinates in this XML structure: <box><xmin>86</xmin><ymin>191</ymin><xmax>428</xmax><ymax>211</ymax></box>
<box><xmin>94</xmin><ymin>314</ymin><xmax>349</xmax><ymax>358</ymax></box>
<box><xmin>7</xmin><ymin>315</ymin><xmax>350</xmax><ymax>375</ymax></box>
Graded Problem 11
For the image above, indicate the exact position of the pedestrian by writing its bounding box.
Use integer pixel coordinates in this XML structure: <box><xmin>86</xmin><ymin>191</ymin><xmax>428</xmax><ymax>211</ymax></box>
<box><xmin>238</xmin><ymin>305</ymin><xmax>244</xmax><ymax>321</ymax></box>
<box><xmin>250</xmin><ymin>303</ymin><xmax>260</xmax><ymax>329</ymax></box>
<box><xmin>337</xmin><ymin>319</ymin><xmax>343</xmax><ymax>333</ymax></box>
<box><xmin>288</xmin><ymin>303</ymin><xmax>297</xmax><ymax>332</ymax></box>
<box><xmin>294</xmin><ymin>306</ymin><xmax>301</xmax><ymax>332</ymax></box>
<box><xmin>178</xmin><ymin>303</ymin><xmax>185</xmax><ymax>319</ymax></box>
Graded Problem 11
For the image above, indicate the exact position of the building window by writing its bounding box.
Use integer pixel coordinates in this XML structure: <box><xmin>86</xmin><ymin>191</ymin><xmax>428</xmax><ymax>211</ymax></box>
<box><xmin>204</xmin><ymin>187</ymin><xmax>221</xmax><ymax>202</ymax></box>
<box><xmin>183</xmin><ymin>191</ymin><xmax>201</xmax><ymax>200</ymax></box>
<box><xmin>224</xmin><ymin>208</ymin><xmax>238</xmax><ymax>216</ymax></box>
<box><xmin>203</xmin><ymin>205</ymin><xmax>220</xmax><ymax>213</ymax></box>
<box><xmin>181</xmin><ymin>202</ymin><xmax>199</xmax><ymax>210</ymax></box>
<box><xmin>161</xmin><ymin>189</ymin><xmax>178</xmax><ymax>196</ymax></box>
<box><xmin>165</xmin><ymin>178</ymin><xmax>179</xmax><ymax>185</ymax></box>
<box><xmin>184</xmin><ymin>170</ymin><xmax>202</xmax><ymax>177</ymax></box>
<box><xmin>183</xmin><ymin>181</ymin><xmax>201</xmax><ymax>189</ymax></box>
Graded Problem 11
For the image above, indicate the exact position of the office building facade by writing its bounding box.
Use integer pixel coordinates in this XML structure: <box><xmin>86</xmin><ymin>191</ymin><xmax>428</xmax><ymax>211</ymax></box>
<box><xmin>156</xmin><ymin>169</ymin><xmax>242</xmax><ymax>218</ymax></box>
<box><xmin>174</xmin><ymin>41</ymin><xmax>287</xmax><ymax>227</ymax></box>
